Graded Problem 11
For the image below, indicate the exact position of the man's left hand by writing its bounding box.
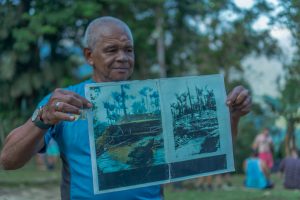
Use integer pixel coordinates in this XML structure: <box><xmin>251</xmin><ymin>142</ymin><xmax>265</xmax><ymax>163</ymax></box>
<box><xmin>226</xmin><ymin>85</ymin><xmax>251</xmax><ymax>119</ymax></box>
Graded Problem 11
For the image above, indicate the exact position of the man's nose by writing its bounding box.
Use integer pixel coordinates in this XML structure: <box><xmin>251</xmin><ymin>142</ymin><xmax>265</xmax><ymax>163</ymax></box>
<box><xmin>116</xmin><ymin>50</ymin><xmax>128</xmax><ymax>62</ymax></box>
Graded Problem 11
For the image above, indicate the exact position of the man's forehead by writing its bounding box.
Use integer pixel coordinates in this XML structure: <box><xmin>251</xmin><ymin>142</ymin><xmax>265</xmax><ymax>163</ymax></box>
<box><xmin>100</xmin><ymin>31</ymin><xmax>132</xmax><ymax>41</ymax></box>
<box><xmin>96</xmin><ymin>23</ymin><xmax>132</xmax><ymax>41</ymax></box>
<box><xmin>100</xmin><ymin>35</ymin><xmax>133</xmax><ymax>48</ymax></box>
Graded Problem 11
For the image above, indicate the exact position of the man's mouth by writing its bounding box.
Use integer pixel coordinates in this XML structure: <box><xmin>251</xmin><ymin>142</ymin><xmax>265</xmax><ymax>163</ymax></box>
<box><xmin>112</xmin><ymin>67</ymin><xmax>130</xmax><ymax>72</ymax></box>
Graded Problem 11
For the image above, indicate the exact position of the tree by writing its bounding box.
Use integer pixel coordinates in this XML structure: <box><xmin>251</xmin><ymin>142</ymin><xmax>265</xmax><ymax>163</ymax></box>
<box><xmin>0</xmin><ymin>0</ymin><xmax>102</xmax><ymax>146</ymax></box>
<box><xmin>263</xmin><ymin>77</ymin><xmax>300</xmax><ymax>156</ymax></box>
<box><xmin>263</xmin><ymin>0</ymin><xmax>300</xmax><ymax>155</ymax></box>
<box><xmin>0</xmin><ymin>0</ymin><xmax>282</xmax><ymax>150</ymax></box>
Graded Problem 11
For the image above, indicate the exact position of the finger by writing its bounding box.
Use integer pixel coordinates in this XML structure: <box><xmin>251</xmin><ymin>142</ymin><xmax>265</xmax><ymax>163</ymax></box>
<box><xmin>233</xmin><ymin>96</ymin><xmax>252</xmax><ymax>110</ymax></box>
<box><xmin>45</xmin><ymin>111</ymin><xmax>75</xmax><ymax>123</ymax></box>
<box><xmin>73</xmin><ymin>93</ymin><xmax>93</xmax><ymax>108</ymax></box>
<box><xmin>41</xmin><ymin>108</ymin><xmax>75</xmax><ymax>124</ymax></box>
<box><xmin>234</xmin><ymin>89</ymin><xmax>250</xmax><ymax>105</ymax></box>
<box><xmin>60</xmin><ymin>90</ymin><xmax>92</xmax><ymax>108</ymax></box>
<box><xmin>41</xmin><ymin>110</ymin><xmax>53</xmax><ymax>125</ymax></box>
<box><xmin>60</xmin><ymin>94</ymin><xmax>92</xmax><ymax>109</ymax></box>
<box><xmin>52</xmin><ymin>112</ymin><xmax>76</xmax><ymax>121</ymax></box>
<box><xmin>54</xmin><ymin>101</ymin><xmax>81</xmax><ymax>114</ymax></box>
<box><xmin>226</xmin><ymin>86</ymin><xmax>244</xmax><ymax>106</ymax></box>
<box><xmin>52</xmin><ymin>89</ymin><xmax>92</xmax><ymax>109</ymax></box>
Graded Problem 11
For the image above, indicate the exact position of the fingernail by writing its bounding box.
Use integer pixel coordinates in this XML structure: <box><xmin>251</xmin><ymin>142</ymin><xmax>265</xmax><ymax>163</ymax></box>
<box><xmin>70</xmin><ymin>116</ymin><xmax>75</xmax><ymax>120</ymax></box>
<box><xmin>87</xmin><ymin>103</ymin><xmax>93</xmax><ymax>108</ymax></box>
<box><xmin>226</xmin><ymin>100</ymin><xmax>231</xmax><ymax>105</ymax></box>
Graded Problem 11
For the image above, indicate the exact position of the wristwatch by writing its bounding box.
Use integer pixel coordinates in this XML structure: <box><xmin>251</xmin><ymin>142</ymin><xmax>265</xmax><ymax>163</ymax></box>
<box><xmin>31</xmin><ymin>106</ymin><xmax>53</xmax><ymax>130</ymax></box>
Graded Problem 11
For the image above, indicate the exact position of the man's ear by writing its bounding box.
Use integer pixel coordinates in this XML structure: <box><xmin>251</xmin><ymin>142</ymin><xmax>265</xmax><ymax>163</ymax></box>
<box><xmin>83</xmin><ymin>48</ymin><xmax>94</xmax><ymax>66</ymax></box>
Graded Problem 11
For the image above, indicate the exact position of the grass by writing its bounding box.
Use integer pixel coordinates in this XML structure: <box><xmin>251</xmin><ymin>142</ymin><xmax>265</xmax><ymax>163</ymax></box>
<box><xmin>1</xmin><ymin>160</ymin><xmax>299</xmax><ymax>200</ymax></box>
<box><xmin>164</xmin><ymin>174</ymin><xmax>300</xmax><ymax>200</ymax></box>
<box><xmin>0</xmin><ymin>159</ymin><xmax>60</xmax><ymax>187</ymax></box>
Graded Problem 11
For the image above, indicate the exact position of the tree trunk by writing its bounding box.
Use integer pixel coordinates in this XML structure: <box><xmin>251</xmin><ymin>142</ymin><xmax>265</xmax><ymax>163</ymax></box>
<box><xmin>285</xmin><ymin>119</ymin><xmax>295</xmax><ymax>156</ymax></box>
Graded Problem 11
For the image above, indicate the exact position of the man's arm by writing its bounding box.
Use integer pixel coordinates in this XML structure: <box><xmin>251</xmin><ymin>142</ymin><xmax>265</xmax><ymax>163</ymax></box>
<box><xmin>0</xmin><ymin>89</ymin><xmax>92</xmax><ymax>170</ymax></box>
<box><xmin>226</xmin><ymin>86</ymin><xmax>251</xmax><ymax>141</ymax></box>
<box><xmin>0</xmin><ymin>119</ymin><xmax>46</xmax><ymax>169</ymax></box>
<box><xmin>230</xmin><ymin>116</ymin><xmax>240</xmax><ymax>141</ymax></box>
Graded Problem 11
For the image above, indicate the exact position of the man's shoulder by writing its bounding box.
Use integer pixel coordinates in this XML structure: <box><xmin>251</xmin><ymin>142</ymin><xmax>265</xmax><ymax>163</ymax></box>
<box><xmin>66</xmin><ymin>79</ymin><xmax>93</xmax><ymax>90</ymax></box>
<box><xmin>65</xmin><ymin>79</ymin><xmax>93</xmax><ymax>95</ymax></box>
<box><xmin>37</xmin><ymin>79</ymin><xmax>92</xmax><ymax>107</ymax></box>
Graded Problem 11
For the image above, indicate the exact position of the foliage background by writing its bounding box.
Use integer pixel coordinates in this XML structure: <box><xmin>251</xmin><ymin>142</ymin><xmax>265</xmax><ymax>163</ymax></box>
<box><xmin>0</xmin><ymin>0</ymin><xmax>299</xmax><ymax>172</ymax></box>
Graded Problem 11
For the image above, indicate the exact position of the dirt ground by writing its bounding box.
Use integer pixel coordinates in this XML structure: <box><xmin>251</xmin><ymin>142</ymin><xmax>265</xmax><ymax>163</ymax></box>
<box><xmin>0</xmin><ymin>185</ymin><xmax>60</xmax><ymax>200</ymax></box>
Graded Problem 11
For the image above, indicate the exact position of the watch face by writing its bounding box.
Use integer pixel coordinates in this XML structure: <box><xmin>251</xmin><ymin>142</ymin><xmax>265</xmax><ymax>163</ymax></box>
<box><xmin>31</xmin><ymin>107</ymin><xmax>52</xmax><ymax>129</ymax></box>
<box><xmin>32</xmin><ymin>108</ymin><xmax>40</xmax><ymax>121</ymax></box>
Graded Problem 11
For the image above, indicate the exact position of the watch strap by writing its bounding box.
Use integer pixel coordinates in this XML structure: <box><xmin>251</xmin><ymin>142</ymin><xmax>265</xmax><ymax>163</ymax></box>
<box><xmin>32</xmin><ymin>106</ymin><xmax>53</xmax><ymax>130</ymax></box>
<box><xmin>34</xmin><ymin>118</ymin><xmax>53</xmax><ymax>130</ymax></box>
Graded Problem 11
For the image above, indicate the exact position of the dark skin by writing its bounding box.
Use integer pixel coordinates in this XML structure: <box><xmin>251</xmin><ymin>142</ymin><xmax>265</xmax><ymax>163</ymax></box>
<box><xmin>85</xmin><ymin>23</ymin><xmax>135</xmax><ymax>82</ymax></box>
<box><xmin>0</xmin><ymin>19</ymin><xmax>251</xmax><ymax>170</ymax></box>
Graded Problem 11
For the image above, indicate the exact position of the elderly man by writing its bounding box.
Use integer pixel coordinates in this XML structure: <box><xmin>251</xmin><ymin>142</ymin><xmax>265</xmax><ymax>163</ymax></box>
<box><xmin>0</xmin><ymin>16</ymin><xmax>251</xmax><ymax>199</ymax></box>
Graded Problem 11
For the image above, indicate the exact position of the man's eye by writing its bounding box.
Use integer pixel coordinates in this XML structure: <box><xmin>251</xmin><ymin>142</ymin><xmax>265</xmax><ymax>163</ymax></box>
<box><xmin>106</xmin><ymin>48</ymin><xmax>117</xmax><ymax>53</ymax></box>
<box><xmin>126</xmin><ymin>48</ymin><xmax>133</xmax><ymax>53</ymax></box>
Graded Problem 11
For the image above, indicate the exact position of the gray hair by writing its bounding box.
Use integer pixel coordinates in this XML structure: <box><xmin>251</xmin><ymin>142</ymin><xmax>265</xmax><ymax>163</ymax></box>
<box><xmin>82</xmin><ymin>16</ymin><xmax>133</xmax><ymax>50</ymax></box>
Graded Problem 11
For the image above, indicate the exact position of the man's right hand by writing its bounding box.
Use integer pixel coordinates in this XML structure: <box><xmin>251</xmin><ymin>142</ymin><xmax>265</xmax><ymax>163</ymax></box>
<box><xmin>41</xmin><ymin>88</ymin><xmax>93</xmax><ymax>125</ymax></box>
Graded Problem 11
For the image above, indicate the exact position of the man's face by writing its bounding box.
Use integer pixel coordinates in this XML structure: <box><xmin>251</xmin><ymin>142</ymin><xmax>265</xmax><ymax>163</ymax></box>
<box><xmin>87</xmin><ymin>24</ymin><xmax>134</xmax><ymax>82</ymax></box>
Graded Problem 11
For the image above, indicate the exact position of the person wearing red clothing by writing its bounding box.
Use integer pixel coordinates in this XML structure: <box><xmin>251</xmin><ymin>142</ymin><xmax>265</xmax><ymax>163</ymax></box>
<box><xmin>252</xmin><ymin>128</ymin><xmax>274</xmax><ymax>169</ymax></box>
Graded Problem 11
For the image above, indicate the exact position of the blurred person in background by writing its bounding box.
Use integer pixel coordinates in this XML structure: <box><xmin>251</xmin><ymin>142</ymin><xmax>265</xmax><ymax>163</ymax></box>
<box><xmin>45</xmin><ymin>138</ymin><xmax>60</xmax><ymax>170</ymax></box>
<box><xmin>35</xmin><ymin>153</ymin><xmax>47</xmax><ymax>171</ymax></box>
<box><xmin>244</xmin><ymin>149</ymin><xmax>273</xmax><ymax>189</ymax></box>
<box><xmin>196</xmin><ymin>175</ymin><xmax>213</xmax><ymax>191</ymax></box>
<box><xmin>35</xmin><ymin>138</ymin><xmax>59</xmax><ymax>171</ymax></box>
<box><xmin>279</xmin><ymin>148</ymin><xmax>300</xmax><ymax>190</ymax></box>
<box><xmin>252</xmin><ymin>128</ymin><xmax>274</xmax><ymax>170</ymax></box>
<box><xmin>215</xmin><ymin>173</ymin><xmax>232</xmax><ymax>190</ymax></box>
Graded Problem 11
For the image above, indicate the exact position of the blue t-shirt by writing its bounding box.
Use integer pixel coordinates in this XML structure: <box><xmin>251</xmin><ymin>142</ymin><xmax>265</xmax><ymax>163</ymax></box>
<box><xmin>39</xmin><ymin>79</ymin><xmax>162</xmax><ymax>200</ymax></box>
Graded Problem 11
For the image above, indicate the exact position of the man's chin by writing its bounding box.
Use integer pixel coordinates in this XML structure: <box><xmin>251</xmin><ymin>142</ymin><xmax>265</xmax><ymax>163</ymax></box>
<box><xmin>110</xmin><ymin>74</ymin><xmax>131</xmax><ymax>82</ymax></box>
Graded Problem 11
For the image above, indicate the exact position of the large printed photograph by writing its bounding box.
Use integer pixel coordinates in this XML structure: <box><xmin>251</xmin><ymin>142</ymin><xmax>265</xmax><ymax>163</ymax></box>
<box><xmin>86</xmin><ymin>75</ymin><xmax>233</xmax><ymax>193</ymax></box>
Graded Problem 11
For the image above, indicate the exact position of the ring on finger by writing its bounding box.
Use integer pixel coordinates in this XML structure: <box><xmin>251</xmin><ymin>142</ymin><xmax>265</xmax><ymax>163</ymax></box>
<box><xmin>55</xmin><ymin>101</ymin><xmax>61</xmax><ymax>111</ymax></box>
